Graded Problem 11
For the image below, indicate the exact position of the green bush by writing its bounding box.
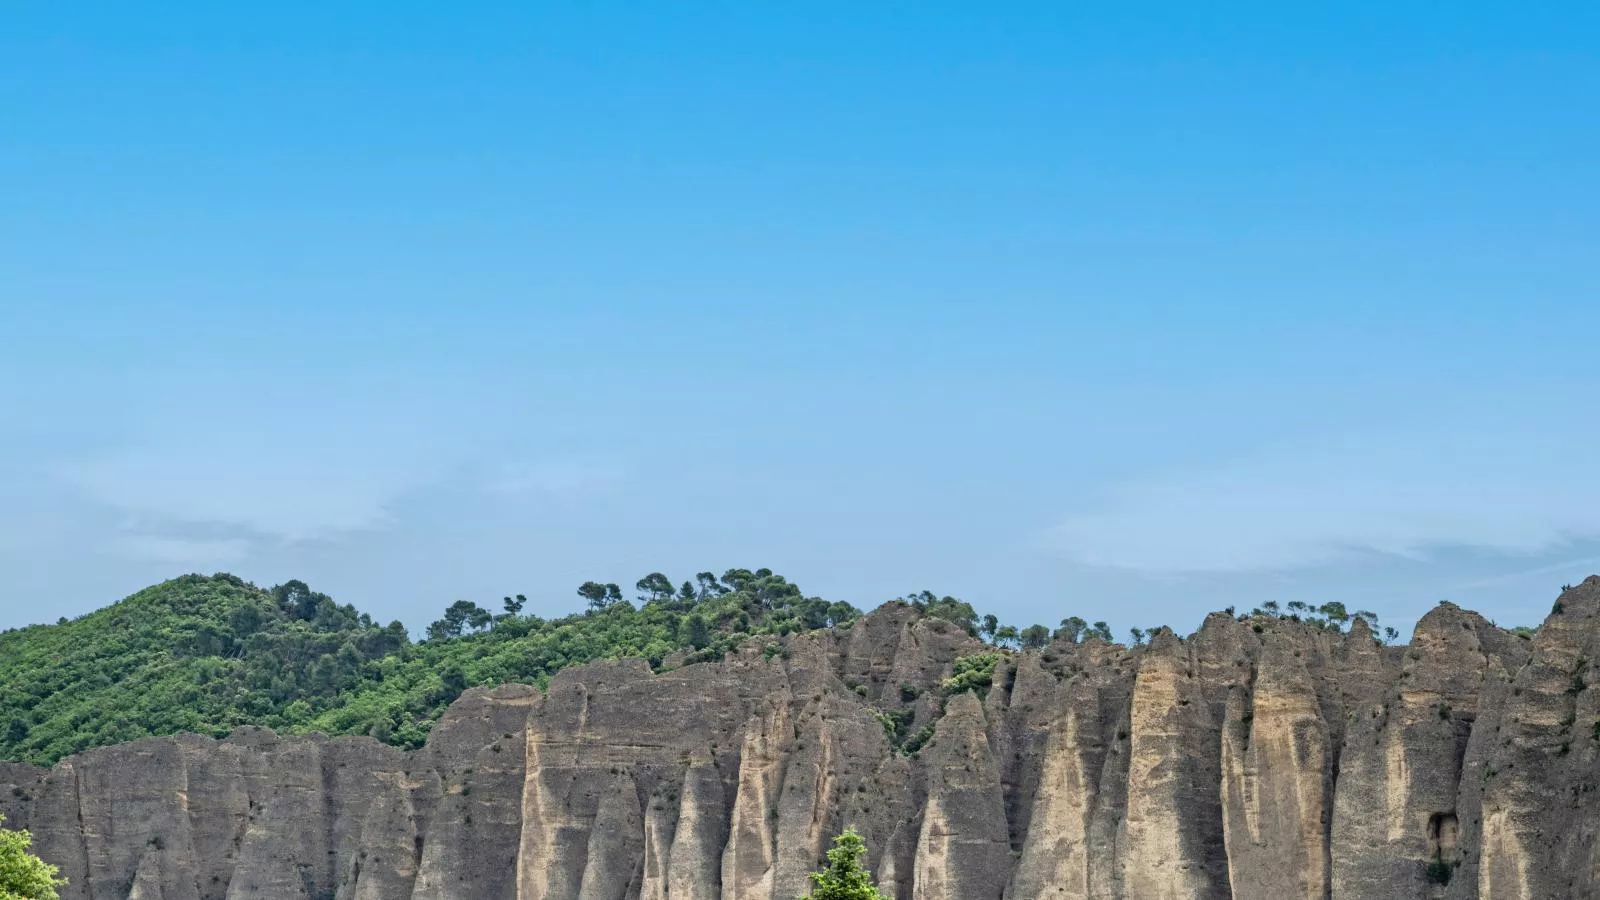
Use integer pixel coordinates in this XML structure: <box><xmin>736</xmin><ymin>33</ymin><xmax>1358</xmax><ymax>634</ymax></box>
<box><xmin>0</xmin><ymin>812</ymin><xmax>65</xmax><ymax>900</ymax></box>
<box><xmin>941</xmin><ymin>652</ymin><xmax>1001</xmax><ymax>698</ymax></box>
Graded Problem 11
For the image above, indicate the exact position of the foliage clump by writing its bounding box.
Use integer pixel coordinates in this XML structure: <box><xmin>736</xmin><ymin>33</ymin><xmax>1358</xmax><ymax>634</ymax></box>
<box><xmin>1424</xmin><ymin>857</ymin><xmax>1456</xmax><ymax>886</ymax></box>
<box><xmin>901</xmin><ymin>591</ymin><xmax>979</xmax><ymax>635</ymax></box>
<box><xmin>900</xmin><ymin>723</ymin><xmax>936</xmax><ymax>755</ymax></box>
<box><xmin>1049</xmin><ymin>616</ymin><xmax>1112</xmax><ymax>644</ymax></box>
<box><xmin>941</xmin><ymin>652</ymin><xmax>1001</xmax><ymax>698</ymax></box>
<box><xmin>1238</xmin><ymin>600</ymin><xmax>1400</xmax><ymax>641</ymax></box>
<box><xmin>800</xmin><ymin>827</ymin><xmax>890</xmax><ymax>900</ymax></box>
<box><xmin>0</xmin><ymin>813</ymin><xmax>65</xmax><ymax>900</ymax></box>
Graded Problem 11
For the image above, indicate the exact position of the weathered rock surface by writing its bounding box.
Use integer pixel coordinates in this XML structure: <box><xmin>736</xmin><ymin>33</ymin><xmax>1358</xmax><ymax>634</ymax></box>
<box><xmin>6</xmin><ymin>584</ymin><xmax>1600</xmax><ymax>899</ymax></box>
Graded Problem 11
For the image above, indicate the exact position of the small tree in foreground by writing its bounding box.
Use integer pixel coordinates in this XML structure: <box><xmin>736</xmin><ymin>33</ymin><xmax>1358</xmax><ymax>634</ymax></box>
<box><xmin>801</xmin><ymin>827</ymin><xmax>890</xmax><ymax>900</ymax></box>
<box><xmin>0</xmin><ymin>813</ymin><xmax>65</xmax><ymax>900</ymax></box>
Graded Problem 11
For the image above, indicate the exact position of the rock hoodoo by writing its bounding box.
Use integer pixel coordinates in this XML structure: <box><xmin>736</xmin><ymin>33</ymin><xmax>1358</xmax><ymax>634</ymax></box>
<box><xmin>7</xmin><ymin>581</ymin><xmax>1600</xmax><ymax>899</ymax></box>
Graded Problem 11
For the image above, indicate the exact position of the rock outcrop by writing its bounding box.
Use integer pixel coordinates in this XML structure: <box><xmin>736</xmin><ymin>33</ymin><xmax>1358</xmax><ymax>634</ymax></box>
<box><xmin>7</xmin><ymin>582</ymin><xmax>1600</xmax><ymax>899</ymax></box>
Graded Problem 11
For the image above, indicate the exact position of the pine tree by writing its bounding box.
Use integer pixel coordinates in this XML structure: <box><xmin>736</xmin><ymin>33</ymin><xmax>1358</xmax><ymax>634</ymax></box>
<box><xmin>800</xmin><ymin>827</ymin><xmax>890</xmax><ymax>900</ymax></box>
<box><xmin>0</xmin><ymin>813</ymin><xmax>65</xmax><ymax>900</ymax></box>
<box><xmin>684</xmin><ymin>613</ymin><xmax>711</xmax><ymax>650</ymax></box>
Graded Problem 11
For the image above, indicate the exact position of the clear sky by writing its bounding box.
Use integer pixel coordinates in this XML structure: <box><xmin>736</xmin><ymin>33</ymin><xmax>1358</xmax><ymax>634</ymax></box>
<box><xmin>3</xmin><ymin>3</ymin><xmax>1598</xmax><ymax>637</ymax></box>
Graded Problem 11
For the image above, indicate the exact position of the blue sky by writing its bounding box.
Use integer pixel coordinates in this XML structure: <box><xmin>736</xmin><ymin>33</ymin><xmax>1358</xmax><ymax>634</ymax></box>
<box><xmin>3</xmin><ymin>3</ymin><xmax>1598</xmax><ymax>637</ymax></box>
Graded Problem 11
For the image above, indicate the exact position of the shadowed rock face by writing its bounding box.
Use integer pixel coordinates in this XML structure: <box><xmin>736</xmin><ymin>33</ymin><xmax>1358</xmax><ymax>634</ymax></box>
<box><xmin>6</xmin><ymin>584</ymin><xmax>1600</xmax><ymax>900</ymax></box>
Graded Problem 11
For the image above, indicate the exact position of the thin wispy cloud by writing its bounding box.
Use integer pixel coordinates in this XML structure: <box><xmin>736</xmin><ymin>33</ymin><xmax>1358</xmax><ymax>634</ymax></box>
<box><xmin>56</xmin><ymin>452</ymin><xmax>412</xmax><ymax>542</ymax></box>
<box><xmin>39</xmin><ymin>376</ymin><xmax>493</xmax><ymax>551</ymax></box>
<box><xmin>1047</xmin><ymin>418</ymin><xmax>1600</xmax><ymax>576</ymax></box>
<box><xmin>50</xmin><ymin>447</ymin><xmax>628</xmax><ymax>579</ymax></box>
<box><xmin>1445</xmin><ymin>555</ymin><xmax>1600</xmax><ymax>593</ymax></box>
<box><xmin>107</xmin><ymin>534</ymin><xmax>251</xmax><ymax>567</ymax></box>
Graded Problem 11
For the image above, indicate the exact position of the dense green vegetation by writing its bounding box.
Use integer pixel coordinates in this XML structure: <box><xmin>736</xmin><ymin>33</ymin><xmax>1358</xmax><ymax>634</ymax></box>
<box><xmin>0</xmin><ymin>575</ymin><xmax>407</xmax><ymax>764</ymax></box>
<box><xmin>0</xmin><ymin>569</ymin><xmax>859</xmax><ymax>765</ymax></box>
<box><xmin>0</xmin><ymin>813</ymin><xmax>64</xmax><ymax>900</ymax></box>
<box><xmin>941</xmin><ymin>651</ymin><xmax>1002</xmax><ymax>698</ymax></box>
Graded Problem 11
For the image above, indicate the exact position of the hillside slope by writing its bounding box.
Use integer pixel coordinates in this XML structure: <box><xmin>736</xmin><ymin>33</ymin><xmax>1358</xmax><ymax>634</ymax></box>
<box><xmin>0</xmin><ymin>575</ymin><xmax>407</xmax><ymax>763</ymax></box>
<box><xmin>0</xmin><ymin>570</ymin><xmax>861</xmax><ymax>765</ymax></box>
<box><xmin>4</xmin><ymin>578</ymin><xmax>1595</xmax><ymax>900</ymax></box>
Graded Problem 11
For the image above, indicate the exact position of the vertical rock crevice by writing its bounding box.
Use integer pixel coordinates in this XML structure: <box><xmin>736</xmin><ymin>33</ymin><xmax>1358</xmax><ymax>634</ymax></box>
<box><xmin>911</xmin><ymin>692</ymin><xmax>1009</xmax><ymax>900</ymax></box>
<box><xmin>1118</xmin><ymin>635</ymin><xmax>1230</xmax><ymax>900</ymax></box>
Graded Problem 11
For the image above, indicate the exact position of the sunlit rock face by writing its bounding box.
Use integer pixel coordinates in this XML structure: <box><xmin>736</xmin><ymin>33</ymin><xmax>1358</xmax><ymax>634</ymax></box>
<box><xmin>8</xmin><ymin>581</ymin><xmax>1600</xmax><ymax>900</ymax></box>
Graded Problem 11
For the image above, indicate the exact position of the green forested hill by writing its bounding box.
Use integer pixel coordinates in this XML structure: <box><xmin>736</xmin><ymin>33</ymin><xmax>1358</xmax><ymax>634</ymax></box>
<box><xmin>0</xmin><ymin>569</ymin><xmax>865</xmax><ymax>765</ymax></box>
<box><xmin>0</xmin><ymin>575</ymin><xmax>406</xmax><ymax>764</ymax></box>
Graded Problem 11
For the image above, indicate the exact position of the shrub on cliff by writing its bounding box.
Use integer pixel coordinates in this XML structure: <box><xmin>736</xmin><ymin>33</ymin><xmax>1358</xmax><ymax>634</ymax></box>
<box><xmin>942</xmin><ymin>651</ymin><xmax>1001</xmax><ymax>697</ymax></box>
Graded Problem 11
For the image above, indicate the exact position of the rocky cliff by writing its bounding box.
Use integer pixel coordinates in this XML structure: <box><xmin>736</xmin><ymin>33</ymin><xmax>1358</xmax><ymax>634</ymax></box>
<box><xmin>6</xmin><ymin>579</ymin><xmax>1600</xmax><ymax>900</ymax></box>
